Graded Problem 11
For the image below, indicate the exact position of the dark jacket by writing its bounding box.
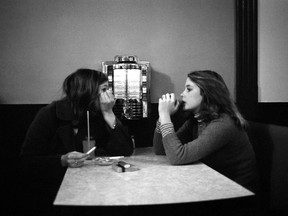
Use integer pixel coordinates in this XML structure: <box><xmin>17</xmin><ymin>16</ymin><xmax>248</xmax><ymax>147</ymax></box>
<box><xmin>19</xmin><ymin>98</ymin><xmax>134</xmax><ymax>187</ymax></box>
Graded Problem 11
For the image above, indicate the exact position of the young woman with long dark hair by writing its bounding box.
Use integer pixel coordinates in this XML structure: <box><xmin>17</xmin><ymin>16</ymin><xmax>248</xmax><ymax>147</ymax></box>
<box><xmin>19</xmin><ymin>68</ymin><xmax>133</xmax><ymax>215</ymax></box>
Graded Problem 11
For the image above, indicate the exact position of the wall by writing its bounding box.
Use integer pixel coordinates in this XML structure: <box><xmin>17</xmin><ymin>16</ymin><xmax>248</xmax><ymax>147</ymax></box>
<box><xmin>0</xmin><ymin>0</ymin><xmax>235</xmax><ymax>104</ymax></box>
<box><xmin>258</xmin><ymin>0</ymin><xmax>288</xmax><ymax>102</ymax></box>
<box><xmin>250</xmin><ymin>1</ymin><xmax>288</xmax><ymax>211</ymax></box>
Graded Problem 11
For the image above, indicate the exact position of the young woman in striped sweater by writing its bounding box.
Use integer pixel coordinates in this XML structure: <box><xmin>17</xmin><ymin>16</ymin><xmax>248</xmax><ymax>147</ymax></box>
<box><xmin>153</xmin><ymin>70</ymin><xmax>258</xmax><ymax>192</ymax></box>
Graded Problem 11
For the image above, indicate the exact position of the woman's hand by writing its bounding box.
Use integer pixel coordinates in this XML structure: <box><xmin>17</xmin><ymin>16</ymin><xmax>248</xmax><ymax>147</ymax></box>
<box><xmin>61</xmin><ymin>151</ymin><xmax>89</xmax><ymax>168</ymax></box>
<box><xmin>100</xmin><ymin>91</ymin><xmax>116</xmax><ymax>128</ymax></box>
<box><xmin>158</xmin><ymin>93</ymin><xmax>180</xmax><ymax>124</ymax></box>
<box><xmin>100</xmin><ymin>91</ymin><xmax>115</xmax><ymax>113</ymax></box>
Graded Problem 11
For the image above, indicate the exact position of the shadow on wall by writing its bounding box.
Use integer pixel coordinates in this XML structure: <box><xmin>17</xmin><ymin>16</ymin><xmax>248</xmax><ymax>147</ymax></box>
<box><xmin>150</xmin><ymin>68</ymin><xmax>175</xmax><ymax>102</ymax></box>
<box><xmin>0</xmin><ymin>97</ymin><xmax>5</xmax><ymax>104</ymax></box>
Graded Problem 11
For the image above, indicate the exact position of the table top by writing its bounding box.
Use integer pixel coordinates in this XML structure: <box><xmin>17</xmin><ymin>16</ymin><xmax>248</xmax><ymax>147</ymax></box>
<box><xmin>54</xmin><ymin>147</ymin><xmax>254</xmax><ymax>206</ymax></box>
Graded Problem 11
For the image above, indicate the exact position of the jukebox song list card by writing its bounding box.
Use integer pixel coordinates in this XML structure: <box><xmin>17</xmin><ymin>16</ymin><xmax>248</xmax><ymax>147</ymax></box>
<box><xmin>113</xmin><ymin>69</ymin><xmax>141</xmax><ymax>99</ymax></box>
<box><xmin>127</xmin><ymin>69</ymin><xmax>141</xmax><ymax>99</ymax></box>
<box><xmin>113</xmin><ymin>69</ymin><xmax>126</xmax><ymax>99</ymax></box>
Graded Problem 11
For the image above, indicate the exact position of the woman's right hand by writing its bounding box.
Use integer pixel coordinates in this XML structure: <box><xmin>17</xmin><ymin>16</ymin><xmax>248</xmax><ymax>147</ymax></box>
<box><xmin>61</xmin><ymin>151</ymin><xmax>89</xmax><ymax>168</ymax></box>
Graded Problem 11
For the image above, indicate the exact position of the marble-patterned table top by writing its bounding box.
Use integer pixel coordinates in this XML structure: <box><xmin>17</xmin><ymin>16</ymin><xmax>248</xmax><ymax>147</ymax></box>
<box><xmin>54</xmin><ymin>147</ymin><xmax>254</xmax><ymax>206</ymax></box>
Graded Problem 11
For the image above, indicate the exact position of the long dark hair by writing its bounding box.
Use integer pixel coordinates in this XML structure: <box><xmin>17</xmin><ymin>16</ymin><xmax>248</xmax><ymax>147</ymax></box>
<box><xmin>63</xmin><ymin>68</ymin><xmax>108</xmax><ymax>117</ymax></box>
<box><xmin>187</xmin><ymin>70</ymin><xmax>247</xmax><ymax>129</ymax></box>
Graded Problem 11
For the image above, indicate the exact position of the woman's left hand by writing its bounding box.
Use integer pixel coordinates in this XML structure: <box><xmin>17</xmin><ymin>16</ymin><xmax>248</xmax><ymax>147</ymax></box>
<box><xmin>100</xmin><ymin>91</ymin><xmax>116</xmax><ymax>128</ymax></box>
<box><xmin>158</xmin><ymin>93</ymin><xmax>180</xmax><ymax>124</ymax></box>
<box><xmin>100</xmin><ymin>91</ymin><xmax>115</xmax><ymax>113</ymax></box>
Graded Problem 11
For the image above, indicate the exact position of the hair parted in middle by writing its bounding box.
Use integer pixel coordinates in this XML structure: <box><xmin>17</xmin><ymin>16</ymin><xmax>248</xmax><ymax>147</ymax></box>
<box><xmin>62</xmin><ymin>68</ymin><xmax>108</xmax><ymax>117</ymax></box>
<box><xmin>187</xmin><ymin>70</ymin><xmax>247</xmax><ymax>129</ymax></box>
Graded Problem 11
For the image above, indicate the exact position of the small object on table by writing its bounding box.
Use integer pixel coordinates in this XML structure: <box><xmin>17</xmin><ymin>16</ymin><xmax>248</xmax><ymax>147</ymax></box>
<box><xmin>93</xmin><ymin>157</ymin><xmax>114</xmax><ymax>166</ymax></box>
<box><xmin>92</xmin><ymin>156</ymin><xmax>125</xmax><ymax>166</ymax></box>
<box><xmin>112</xmin><ymin>161</ymin><xmax>139</xmax><ymax>172</ymax></box>
<box><xmin>117</xmin><ymin>161</ymin><xmax>130</xmax><ymax>168</ymax></box>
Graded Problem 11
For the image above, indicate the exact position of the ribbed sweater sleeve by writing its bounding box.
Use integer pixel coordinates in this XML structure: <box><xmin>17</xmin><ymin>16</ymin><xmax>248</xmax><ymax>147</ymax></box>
<box><xmin>155</xmin><ymin>119</ymin><xmax>161</xmax><ymax>133</ymax></box>
<box><xmin>159</xmin><ymin>122</ymin><xmax>175</xmax><ymax>138</ymax></box>
<box><xmin>153</xmin><ymin>119</ymin><xmax>194</xmax><ymax>155</ymax></box>
<box><xmin>161</xmin><ymin>116</ymin><xmax>234</xmax><ymax>165</ymax></box>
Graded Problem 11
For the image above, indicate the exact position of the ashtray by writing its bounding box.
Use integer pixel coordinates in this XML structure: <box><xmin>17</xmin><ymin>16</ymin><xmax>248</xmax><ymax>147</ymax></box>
<box><xmin>92</xmin><ymin>157</ymin><xmax>115</xmax><ymax>166</ymax></box>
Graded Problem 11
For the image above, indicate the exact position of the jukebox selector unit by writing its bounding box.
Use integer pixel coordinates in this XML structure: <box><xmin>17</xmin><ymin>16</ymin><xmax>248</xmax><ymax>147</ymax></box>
<box><xmin>102</xmin><ymin>55</ymin><xmax>151</xmax><ymax>120</ymax></box>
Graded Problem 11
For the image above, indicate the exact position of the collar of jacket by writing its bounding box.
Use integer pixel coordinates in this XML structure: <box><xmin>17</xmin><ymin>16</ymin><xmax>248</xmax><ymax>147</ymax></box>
<box><xmin>55</xmin><ymin>98</ymin><xmax>73</xmax><ymax>121</ymax></box>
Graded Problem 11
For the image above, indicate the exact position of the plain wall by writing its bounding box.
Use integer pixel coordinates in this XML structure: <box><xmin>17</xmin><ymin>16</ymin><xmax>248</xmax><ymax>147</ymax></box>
<box><xmin>0</xmin><ymin>0</ymin><xmax>235</xmax><ymax>104</ymax></box>
<box><xmin>258</xmin><ymin>0</ymin><xmax>288</xmax><ymax>102</ymax></box>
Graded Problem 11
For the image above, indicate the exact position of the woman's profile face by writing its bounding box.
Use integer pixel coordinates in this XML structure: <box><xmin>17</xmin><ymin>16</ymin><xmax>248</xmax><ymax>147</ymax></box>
<box><xmin>181</xmin><ymin>78</ymin><xmax>203</xmax><ymax>113</ymax></box>
<box><xmin>98</xmin><ymin>81</ymin><xmax>109</xmax><ymax>94</ymax></box>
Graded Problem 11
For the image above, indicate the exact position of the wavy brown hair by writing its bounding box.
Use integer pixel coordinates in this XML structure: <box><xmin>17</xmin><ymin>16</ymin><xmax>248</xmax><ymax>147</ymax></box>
<box><xmin>63</xmin><ymin>68</ymin><xmax>108</xmax><ymax>117</ymax></box>
<box><xmin>187</xmin><ymin>70</ymin><xmax>247</xmax><ymax>129</ymax></box>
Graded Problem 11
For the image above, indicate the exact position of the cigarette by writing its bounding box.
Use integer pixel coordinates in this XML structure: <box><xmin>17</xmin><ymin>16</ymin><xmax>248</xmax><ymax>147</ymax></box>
<box><xmin>86</xmin><ymin>146</ymin><xmax>96</xmax><ymax>155</ymax></box>
<box><xmin>108</xmin><ymin>156</ymin><xmax>124</xmax><ymax>160</ymax></box>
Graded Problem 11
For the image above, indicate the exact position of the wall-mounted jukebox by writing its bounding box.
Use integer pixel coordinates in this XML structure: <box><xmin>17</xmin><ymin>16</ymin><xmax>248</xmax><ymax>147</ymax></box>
<box><xmin>102</xmin><ymin>55</ymin><xmax>151</xmax><ymax>120</ymax></box>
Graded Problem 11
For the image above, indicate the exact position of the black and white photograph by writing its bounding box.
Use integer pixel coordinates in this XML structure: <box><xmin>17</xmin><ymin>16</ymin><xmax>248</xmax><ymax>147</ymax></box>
<box><xmin>1</xmin><ymin>1</ymin><xmax>288</xmax><ymax>216</ymax></box>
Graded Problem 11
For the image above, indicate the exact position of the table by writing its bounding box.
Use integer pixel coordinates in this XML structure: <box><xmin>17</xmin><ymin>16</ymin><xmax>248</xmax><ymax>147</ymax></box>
<box><xmin>54</xmin><ymin>147</ymin><xmax>254</xmax><ymax>207</ymax></box>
